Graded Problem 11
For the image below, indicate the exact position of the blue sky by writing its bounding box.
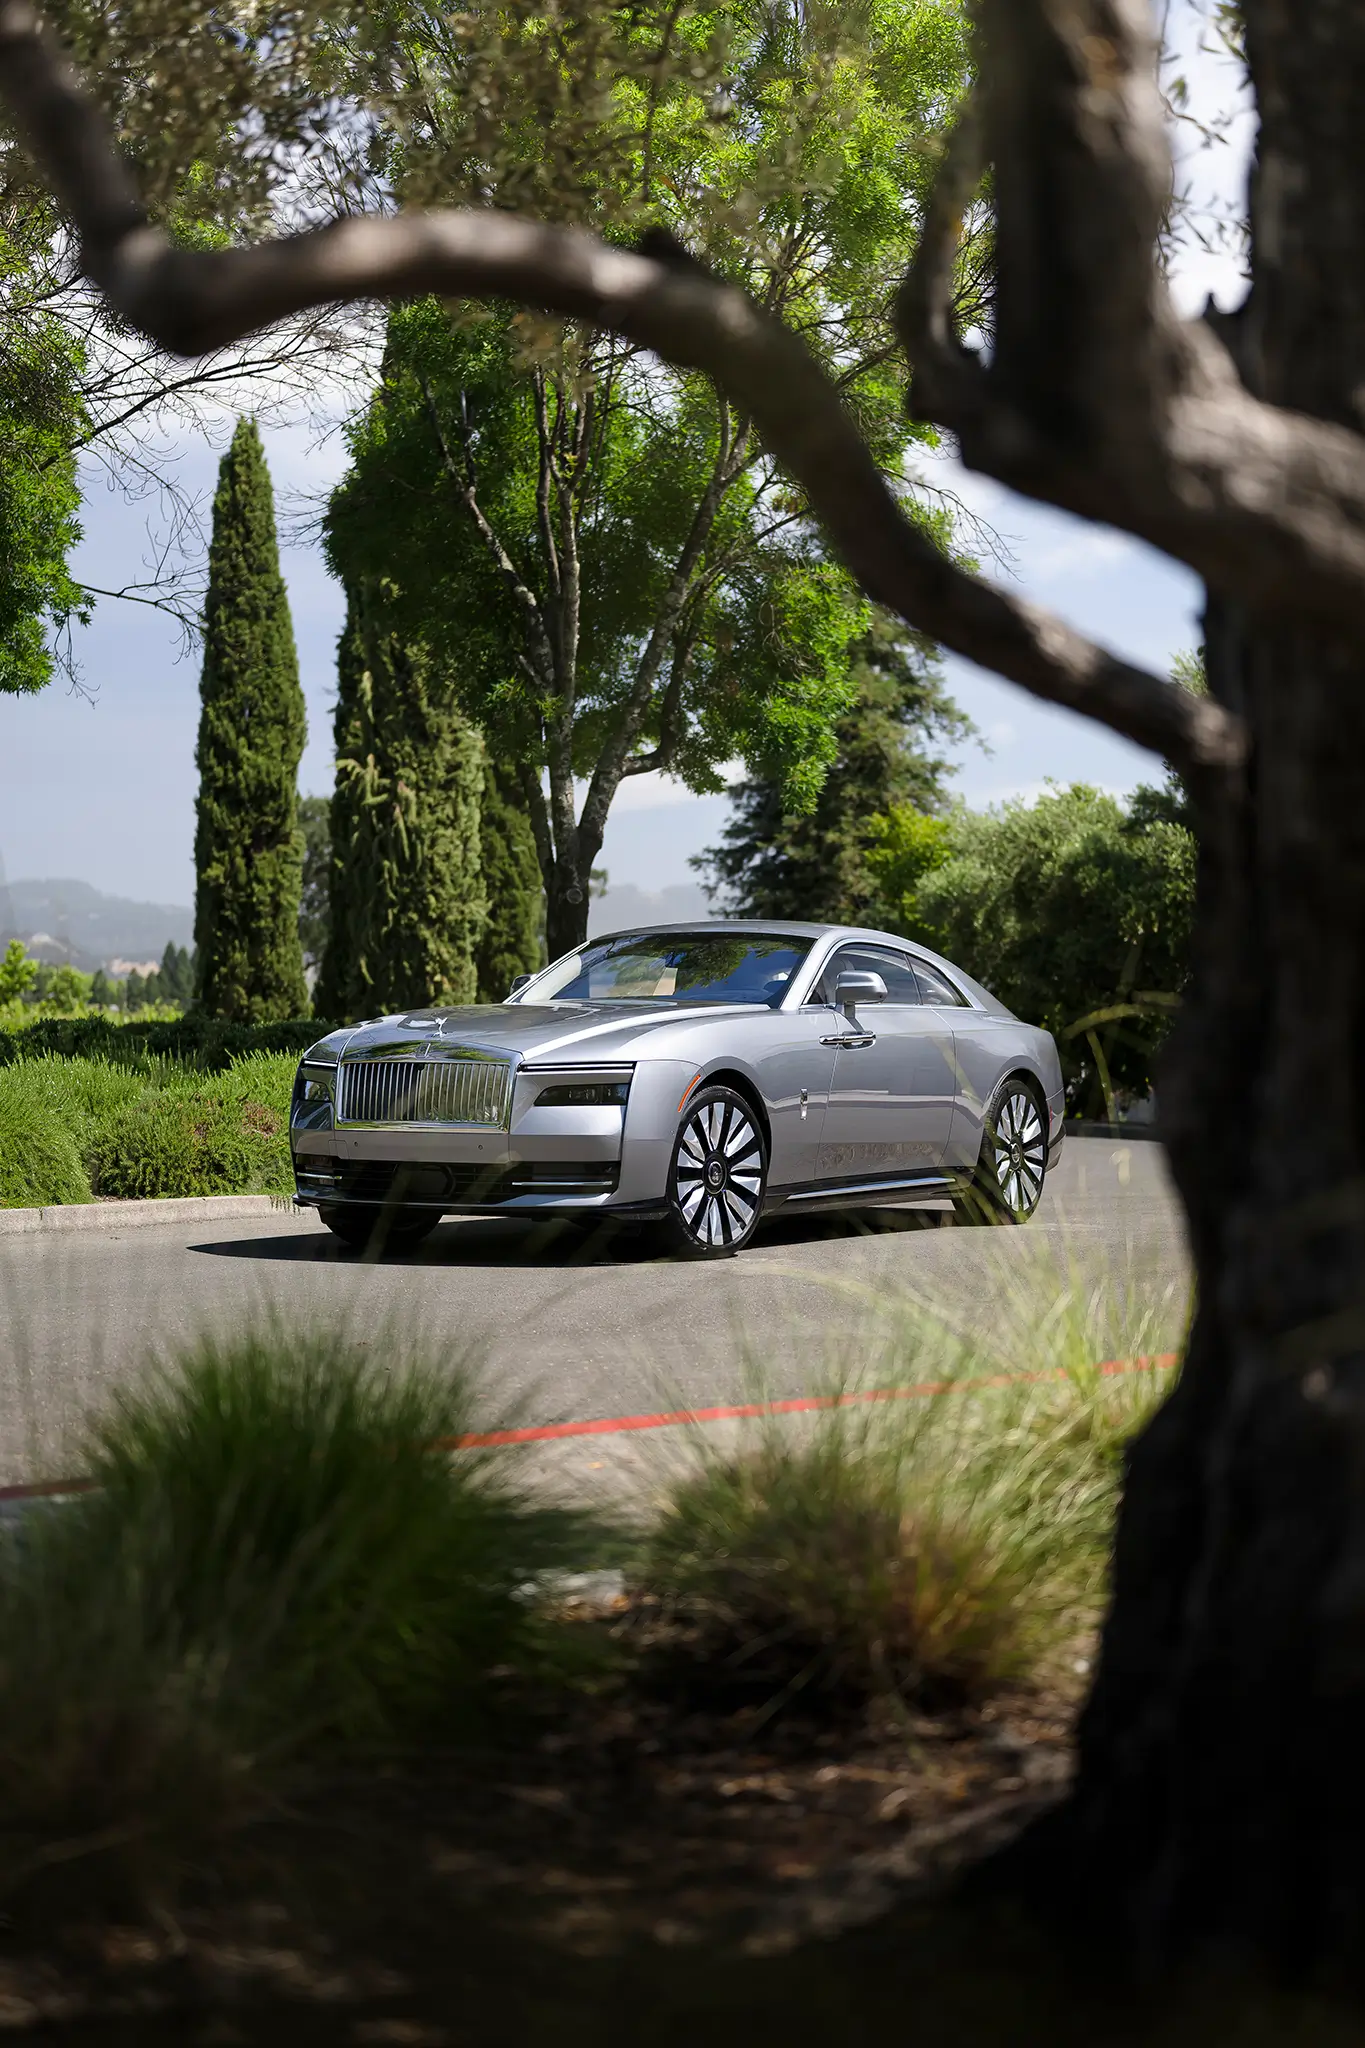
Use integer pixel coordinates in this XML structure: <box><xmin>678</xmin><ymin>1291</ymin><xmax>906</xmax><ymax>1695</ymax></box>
<box><xmin>0</xmin><ymin>2</ymin><xmax>1249</xmax><ymax>915</ymax></box>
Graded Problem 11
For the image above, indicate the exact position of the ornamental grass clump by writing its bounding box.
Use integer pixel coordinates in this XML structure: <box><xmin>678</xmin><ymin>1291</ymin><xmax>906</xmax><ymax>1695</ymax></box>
<box><xmin>636</xmin><ymin>1254</ymin><xmax>1186</xmax><ymax>1715</ymax></box>
<box><xmin>639</xmin><ymin>1414</ymin><xmax>1035</xmax><ymax>1711</ymax></box>
<box><xmin>0</xmin><ymin>1326</ymin><xmax>603</xmax><ymax>1882</ymax></box>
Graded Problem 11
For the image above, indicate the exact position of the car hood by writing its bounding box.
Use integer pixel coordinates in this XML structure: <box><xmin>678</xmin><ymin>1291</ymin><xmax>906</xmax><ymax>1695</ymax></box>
<box><xmin>307</xmin><ymin>1002</ymin><xmax>762</xmax><ymax>1065</ymax></box>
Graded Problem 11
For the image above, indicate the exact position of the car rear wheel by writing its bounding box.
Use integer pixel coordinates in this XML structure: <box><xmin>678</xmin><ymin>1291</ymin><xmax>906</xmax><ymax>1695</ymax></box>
<box><xmin>952</xmin><ymin>1079</ymin><xmax>1047</xmax><ymax>1226</ymax></box>
<box><xmin>317</xmin><ymin>1203</ymin><xmax>442</xmax><ymax>1252</ymax></box>
<box><xmin>661</xmin><ymin>1086</ymin><xmax>767</xmax><ymax>1259</ymax></box>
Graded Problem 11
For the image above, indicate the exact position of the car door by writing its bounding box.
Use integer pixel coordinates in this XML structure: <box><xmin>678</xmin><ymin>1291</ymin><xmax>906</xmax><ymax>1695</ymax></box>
<box><xmin>812</xmin><ymin>943</ymin><xmax>958</xmax><ymax>1182</ymax></box>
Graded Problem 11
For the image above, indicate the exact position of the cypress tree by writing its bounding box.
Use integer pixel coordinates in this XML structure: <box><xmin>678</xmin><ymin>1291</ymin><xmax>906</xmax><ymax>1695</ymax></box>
<box><xmin>319</xmin><ymin>581</ymin><xmax>487</xmax><ymax>1016</ymax></box>
<box><xmin>313</xmin><ymin>594</ymin><xmax>367</xmax><ymax>1018</ymax></box>
<box><xmin>193</xmin><ymin>417</ymin><xmax>308</xmax><ymax>1021</ymax></box>
<box><xmin>475</xmin><ymin>759</ymin><xmax>543</xmax><ymax>1000</ymax></box>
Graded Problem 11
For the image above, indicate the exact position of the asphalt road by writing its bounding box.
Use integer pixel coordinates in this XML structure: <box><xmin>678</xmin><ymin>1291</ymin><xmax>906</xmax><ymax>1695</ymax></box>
<box><xmin>0</xmin><ymin>1137</ymin><xmax>1188</xmax><ymax>1488</ymax></box>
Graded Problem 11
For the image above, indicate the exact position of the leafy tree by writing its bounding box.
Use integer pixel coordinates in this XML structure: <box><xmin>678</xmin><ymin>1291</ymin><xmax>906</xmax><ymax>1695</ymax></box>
<box><xmin>297</xmin><ymin>795</ymin><xmax>331</xmax><ymax>975</ymax></box>
<box><xmin>43</xmin><ymin>963</ymin><xmax>91</xmax><ymax>1014</ymax></box>
<box><xmin>319</xmin><ymin>582</ymin><xmax>486</xmax><ymax>1016</ymax></box>
<box><xmin>325</xmin><ymin>2</ymin><xmax>973</xmax><ymax>954</ymax></box>
<box><xmin>475</xmin><ymin>761</ymin><xmax>543</xmax><ymax>1002</ymax></box>
<box><xmin>122</xmin><ymin>970</ymin><xmax>144</xmax><ymax>1013</ymax></box>
<box><xmin>193</xmin><ymin>417</ymin><xmax>309</xmax><ymax>1022</ymax></box>
<box><xmin>910</xmin><ymin>784</ymin><xmax>1196</xmax><ymax>1117</ymax></box>
<box><xmin>88</xmin><ymin>966</ymin><xmax>113</xmax><ymax>1009</ymax></box>
<box><xmin>694</xmin><ymin>614</ymin><xmax>972</xmax><ymax>922</ymax></box>
<box><xmin>861</xmin><ymin>805</ymin><xmax>955</xmax><ymax>933</ymax></box>
<box><xmin>0</xmin><ymin>235</ymin><xmax>87</xmax><ymax>694</ymax></box>
<box><xmin>0</xmin><ymin>940</ymin><xmax>37</xmax><ymax>1005</ymax></box>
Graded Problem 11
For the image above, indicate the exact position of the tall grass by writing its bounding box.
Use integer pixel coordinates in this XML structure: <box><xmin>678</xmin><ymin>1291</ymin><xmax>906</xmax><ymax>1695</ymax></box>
<box><xmin>0</xmin><ymin>1326</ymin><xmax>604</xmax><ymax>1873</ymax></box>
<box><xmin>633</xmin><ymin>1255</ymin><xmax>1186</xmax><ymax>1713</ymax></box>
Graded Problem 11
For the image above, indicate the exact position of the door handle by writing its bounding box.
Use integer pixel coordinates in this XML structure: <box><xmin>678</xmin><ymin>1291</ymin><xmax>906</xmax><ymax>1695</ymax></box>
<box><xmin>821</xmin><ymin>1033</ymin><xmax>876</xmax><ymax>1048</ymax></box>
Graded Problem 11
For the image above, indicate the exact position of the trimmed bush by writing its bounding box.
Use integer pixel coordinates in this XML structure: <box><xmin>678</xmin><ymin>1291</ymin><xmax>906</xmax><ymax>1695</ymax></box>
<box><xmin>0</xmin><ymin>1015</ymin><xmax>342</xmax><ymax>1073</ymax></box>
<box><xmin>0</xmin><ymin>1070</ymin><xmax>91</xmax><ymax>1206</ymax></box>
<box><xmin>87</xmin><ymin>1087</ymin><xmax>290</xmax><ymax>1199</ymax></box>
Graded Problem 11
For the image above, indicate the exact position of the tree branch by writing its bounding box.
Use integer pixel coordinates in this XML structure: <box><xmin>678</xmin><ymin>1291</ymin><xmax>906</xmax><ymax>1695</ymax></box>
<box><xmin>0</xmin><ymin>0</ymin><xmax>1241</xmax><ymax>778</ymax></box>
<box><xmin>899</xmin><ymin>0</ymin><xmax>1365</xmax><ymax>641</ymax></box>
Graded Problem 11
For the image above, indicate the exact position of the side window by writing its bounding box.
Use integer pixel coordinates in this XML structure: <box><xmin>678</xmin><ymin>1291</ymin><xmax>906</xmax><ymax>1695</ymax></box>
<box><xmin>911</xmin><ymin>956</ymin><xmax>970</xmax><ymax>1007</ymax></box>
<box><xmin>816</xmin><ymin>944</ymin><xmax>922</xmax><ymax>1005</ymax></box>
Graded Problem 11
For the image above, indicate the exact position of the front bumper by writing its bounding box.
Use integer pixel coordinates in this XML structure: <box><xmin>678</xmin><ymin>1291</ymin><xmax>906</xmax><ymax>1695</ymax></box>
<box><xmin>290</xmin><ymin>1056</ymin><xmax>697</xmax><ymax>1217</ymax></box>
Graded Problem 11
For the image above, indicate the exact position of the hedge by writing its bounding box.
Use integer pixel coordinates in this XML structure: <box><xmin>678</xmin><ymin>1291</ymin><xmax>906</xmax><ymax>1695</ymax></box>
<box><xmin>0</xmin><ymin>1015</ymin><xmax>342</xmax><ymax>1072</ymax></box>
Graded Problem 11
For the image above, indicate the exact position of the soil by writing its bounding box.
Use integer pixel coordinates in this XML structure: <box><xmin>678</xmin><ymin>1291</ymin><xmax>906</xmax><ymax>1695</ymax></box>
<box><xmin>0</xmin><ymin>1627</ymin><xmax>1353</xmax><ymax>2045</ymax></box>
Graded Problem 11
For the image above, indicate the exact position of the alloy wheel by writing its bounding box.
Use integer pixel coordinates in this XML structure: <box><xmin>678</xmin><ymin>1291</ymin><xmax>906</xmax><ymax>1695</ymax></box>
<box><xmin>670</xmin><ymin>1090</ymin><xmax>766</xmax><ymax>1254</ymax></box>
<box><xmin>990</xmin><ymin>1085</ymin><xmax>1046</xmax><ymax>1218</ymax></box>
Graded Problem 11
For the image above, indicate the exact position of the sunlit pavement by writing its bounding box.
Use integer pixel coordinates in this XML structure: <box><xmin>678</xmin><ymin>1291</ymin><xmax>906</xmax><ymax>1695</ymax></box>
<box><xmin>0</xmin><ymin>1136</ymin><xmax>1187</xmax><ymax>1489</ymax></box>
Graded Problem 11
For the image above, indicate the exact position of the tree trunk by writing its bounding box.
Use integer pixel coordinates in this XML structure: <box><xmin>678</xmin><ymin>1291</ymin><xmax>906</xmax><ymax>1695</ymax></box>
<box><xmin>1051</xmin><ymin>3</ymin><xmax>1365</xmax><ymax>1972</ymax></box>
<box><xmin>544</xmin><ymin>873</ymin><xmax>590</xmax><ymax>961</ymax></box>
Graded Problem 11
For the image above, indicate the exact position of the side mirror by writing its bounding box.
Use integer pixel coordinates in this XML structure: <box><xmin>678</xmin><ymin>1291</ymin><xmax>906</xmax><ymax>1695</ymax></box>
<box><xmin>834</xmin><ymin>970</ymin><xmax>887</xmax><ymax>1020</ymax></box>
<box><xmin>508</xmin><ymin>973</ymin><xmax>533</xmax><ymax>998</ymax></box>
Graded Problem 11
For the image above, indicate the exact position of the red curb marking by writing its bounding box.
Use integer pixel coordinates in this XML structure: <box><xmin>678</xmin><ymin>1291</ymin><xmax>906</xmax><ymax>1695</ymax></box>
<box><xmin>0</xmin><ymin>1354</ymin><xmax>1177</xmax><ymax>1502</ymax></box>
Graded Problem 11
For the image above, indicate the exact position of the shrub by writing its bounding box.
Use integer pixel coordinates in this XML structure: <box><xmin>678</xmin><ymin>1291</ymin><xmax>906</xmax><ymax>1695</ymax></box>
<box><xmin>86</xmin><ymin>1085</ymin><xmax>290</xmax><ymax>1199</ymax></box>
<box><xmin>0</xmin><ymin>1069</ymin><xmax>92</xmax><ymax>1206</ymax></box>
<box><xmin>0</xmin><ymin>1328</ymin><xmax>602</xmax><ymax>1867</ymax></box>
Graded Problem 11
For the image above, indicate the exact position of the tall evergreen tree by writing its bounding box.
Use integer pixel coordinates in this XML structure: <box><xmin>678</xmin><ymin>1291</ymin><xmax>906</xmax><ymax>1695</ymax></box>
<box><xmin>693</xmin><ymin>616</ymin><xmax>976</xmax><ymax>924</ymax></box>
<box><xmin>314</xmin><ymin>593</ymin><xmax>366</xmax><ymax>1020</ymax></box>
<box><xmin>318</xmin><ymin>581</ymin><xmax>486</xmax><ymax>1016</ymax></box>
<box><xmin>475</xmin><ymin>760</ymin><xmax>543</xmax><ymax>1001</ymax></box>
<box><xmin>193</xmin><ymin>417</ymin><xmax>308</xmax><ymax>1020</ymax></box>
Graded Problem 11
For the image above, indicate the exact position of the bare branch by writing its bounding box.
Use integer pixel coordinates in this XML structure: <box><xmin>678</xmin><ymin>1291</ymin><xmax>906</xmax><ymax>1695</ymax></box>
<box><xmin>0</xmin><ymin>0</ymin><xmax>1242</xmax><ymax>777</ymax></box>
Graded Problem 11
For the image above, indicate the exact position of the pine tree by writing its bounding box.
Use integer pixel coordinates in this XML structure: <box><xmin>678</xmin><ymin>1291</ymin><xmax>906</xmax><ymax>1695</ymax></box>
<box><xmin>693</xmin><ymin>615</ymin><xmax>976</xmax><ymax>923</ymax></box>
<box><xmin>475</xmin><ymin>759</ymin><xmax>543</xmax><ymax>1000</ymax></box>
<box><xmin>318</xmin><ymin>581</ymin><xmax>487</xmax><ymax>1016</ymax></box>
<box><xmin>193</xmin><ymin>416</ymin><xmax>308</xmax><ymax>1021</ymax></box>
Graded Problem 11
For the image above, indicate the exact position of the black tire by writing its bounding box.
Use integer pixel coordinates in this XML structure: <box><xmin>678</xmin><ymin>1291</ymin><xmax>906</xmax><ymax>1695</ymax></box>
<box><xmin>952</xmin><ymin>1077</ymin><xmax>1048</xmax><ymax>1226</ymax></box>
<box><xmin>317</xmin><ymin>1203</ymin><xmax>442</xmax><ymax>1252</ymax></box>
<box><xmin>659</xmin><ymin>1085</ymin><xmax>767</xmax><ymax>1259</ymax></box>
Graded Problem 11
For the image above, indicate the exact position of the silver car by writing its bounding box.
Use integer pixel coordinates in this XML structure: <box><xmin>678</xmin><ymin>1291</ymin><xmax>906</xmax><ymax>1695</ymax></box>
<box><xmin>289</xmin><ymin>921</ymin><xmax>1065</xmax><ymax>1258</ymax></box>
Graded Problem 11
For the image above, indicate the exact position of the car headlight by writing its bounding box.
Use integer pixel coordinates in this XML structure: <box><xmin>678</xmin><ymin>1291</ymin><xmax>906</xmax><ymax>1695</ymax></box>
<box><xmin>535</xmin><ymin>1079</ymin><xmax>630</xmax><ymax>1108</ymax></box>
<box><xmin>291</xmin><ymin>1064</ymin><xmax>336</xmax><ymax>1130</ymax></box>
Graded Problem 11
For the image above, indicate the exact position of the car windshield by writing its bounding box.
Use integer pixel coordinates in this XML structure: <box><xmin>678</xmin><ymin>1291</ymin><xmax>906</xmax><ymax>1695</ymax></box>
<box><xmin>523</xmin><ymin>932</ymin><xmax>813</xmax><ymax>1008</ymax></box>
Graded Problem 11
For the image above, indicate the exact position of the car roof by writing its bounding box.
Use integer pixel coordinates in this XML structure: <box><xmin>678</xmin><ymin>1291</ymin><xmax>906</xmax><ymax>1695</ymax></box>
<box><xmin>590</xmin><ymin>918</ymin><xmax>873</xmax><ymax>944</ymax></box>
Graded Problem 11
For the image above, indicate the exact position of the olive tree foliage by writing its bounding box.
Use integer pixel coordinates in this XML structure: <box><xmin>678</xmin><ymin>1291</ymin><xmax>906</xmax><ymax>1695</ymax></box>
<box><xmin>323</xmin><ymin>1</ymin><xmax>977</xmax><ymax>954</ymax></box>
<box><xmin>17</xmin><ymin>0</ymin><xmax>1365</xmax><ymax>1984</ymax></box>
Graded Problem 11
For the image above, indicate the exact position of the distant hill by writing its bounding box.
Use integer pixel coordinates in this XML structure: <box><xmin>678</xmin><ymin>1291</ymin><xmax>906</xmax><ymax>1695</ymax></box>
<box><xmin>0</xmin><ymin>878</ymin><xmax>193</xmax><ymax>972</ymax></box>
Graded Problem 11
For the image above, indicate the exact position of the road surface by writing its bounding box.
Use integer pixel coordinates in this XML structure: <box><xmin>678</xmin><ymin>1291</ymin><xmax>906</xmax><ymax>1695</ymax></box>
<box><xmin>0</xmin><ymin>1136</ymin><xmax>1187</xmax><ymax>1488</ymax></box>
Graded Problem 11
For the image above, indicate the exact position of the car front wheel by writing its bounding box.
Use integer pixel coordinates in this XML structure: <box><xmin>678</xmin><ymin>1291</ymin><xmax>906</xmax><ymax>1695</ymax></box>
<box><xmin>952</xmin><ymin>1079</ymin><xmax>1048</xmax><ymax>1226</ymax></box>
<box><xmin>661</xmin><ymin>1085</ymin><xmax>767</xmax><ymax>1258</ymax></box>
<box><xmin>317</xmin><ymin>1203</ymin><xmax>442</xmax><ymax>1252</ymax></box>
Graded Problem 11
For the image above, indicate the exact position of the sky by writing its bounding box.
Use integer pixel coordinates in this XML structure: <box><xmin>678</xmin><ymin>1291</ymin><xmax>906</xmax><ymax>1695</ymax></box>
<box><xmin>0</xmin><ymin>2</ymin><xmax>1252</xmax><ymax>919</ymax></box>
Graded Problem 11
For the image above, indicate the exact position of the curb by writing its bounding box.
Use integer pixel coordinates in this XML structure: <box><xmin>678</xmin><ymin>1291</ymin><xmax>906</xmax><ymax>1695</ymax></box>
<box><xmin>1067</xmin><ymin>1121</ymin><xmax>1162</xmax><ymax>1143</ymax></box>
<box><xmin>0</xmin><ymin>1194</ymin><xmax>305</xmax><ymax>1237</ymax></box>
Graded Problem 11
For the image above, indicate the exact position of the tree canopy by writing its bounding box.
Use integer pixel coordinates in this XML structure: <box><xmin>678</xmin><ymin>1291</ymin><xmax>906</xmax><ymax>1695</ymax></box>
<box><xmin>694</xmin><ymin>611</ymin><xmax>973</xmax><ymax>923</ymax></box>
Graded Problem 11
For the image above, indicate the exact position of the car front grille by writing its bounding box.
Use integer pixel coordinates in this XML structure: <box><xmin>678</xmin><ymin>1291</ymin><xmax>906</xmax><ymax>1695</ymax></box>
<box><xmin>336</xmin><ymin>1056</ymin><xmax>513</xmax><ymax>1128</ymax></box>
<box><xmin>296</xmin><ymin>1159</ymin><xmax>620</xmax><ymax>1206</ymax></box>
